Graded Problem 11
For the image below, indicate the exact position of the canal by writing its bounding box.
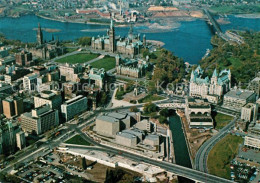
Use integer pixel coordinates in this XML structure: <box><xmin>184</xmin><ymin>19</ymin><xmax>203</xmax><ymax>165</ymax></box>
<box><xmin>169</xmin><ymin>113</ymin><xmax>193</xmax><ymax>182</ymax></box>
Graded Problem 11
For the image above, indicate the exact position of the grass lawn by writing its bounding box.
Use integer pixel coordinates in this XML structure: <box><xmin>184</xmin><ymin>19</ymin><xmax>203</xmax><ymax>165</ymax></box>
<box><xmin>213</xmin><ymin>112</ymin><xmax>233</xmax><ymax>130</ymax></box>
<box><xmin>65</xmin><ymin>48</ymin><xmax>78</xmax><ymax>53</ymax></box>
<box><xmin>208</xmin><ymin>134</ymin><xmax>243</xmax><ymax>179</ymax></box>
<box><xmin>138</xmin><ymin>94</ymin><xmax>165</xmax><ymax>103</ymax></box>
<box><xmin>56</xmin><ymin>53</ymin><xmax>99</xmax><ymax>64</ymax></box>
<box><xmin>65</xmin><ymin>135</ymin><xmax>91</xmax><ymax>146</ymax></box>
<box><xmin>90</xmin><ymin>56</ymin><xmax>116</xmax><ymax>71</ymax></box>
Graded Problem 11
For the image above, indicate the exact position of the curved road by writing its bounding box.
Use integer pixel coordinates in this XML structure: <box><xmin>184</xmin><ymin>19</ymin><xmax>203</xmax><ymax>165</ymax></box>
<box><xmin>65</xmin><ymin>124</ymin><xmax>235</xmax><ymax>183</ymax></box>
<box><xmin>195</xmin><ymin>117</ymin><xmax>238</xmax><ymax>172</ymax></box>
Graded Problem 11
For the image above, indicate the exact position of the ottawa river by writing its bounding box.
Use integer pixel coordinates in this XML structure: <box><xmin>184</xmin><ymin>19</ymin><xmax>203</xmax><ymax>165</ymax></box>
<box><xmin>0</xmin><ymin>14</ymin><xmax>259</xmax><ymax>64</ymax></box>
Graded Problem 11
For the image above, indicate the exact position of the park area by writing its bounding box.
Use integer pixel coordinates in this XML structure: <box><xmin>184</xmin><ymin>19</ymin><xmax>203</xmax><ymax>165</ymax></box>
<box><xmin>65</xmin><ymin>135</ymin><xmax>91</xmax><ymax>146</ymax></box>
<box><xmin>56</xmin><ymin>53</ymin><xmax>100</xmax><ymax>64</ymax></box>
<box><xmin>213</xmin><ymin>112</ymin><xmax>233</xmax><ymax>130</ymax></box>
<box><xmin>207</xmin><ymin>134</ymin><xmax>243</xmax><ymax>179</ymax></box>
<box><xmin>90</xmin><ymin>56</ymin><xmax>116</xmax><ymax>71</ymax></box>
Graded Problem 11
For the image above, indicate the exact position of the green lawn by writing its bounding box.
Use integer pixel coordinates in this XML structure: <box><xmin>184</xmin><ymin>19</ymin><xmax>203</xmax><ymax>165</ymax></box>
<box><xmin>208</xmin><ymin>134</ymin><xmax>243</xmax><ymax>179</ymax></box>
<box><xmin>65</xmin><ymin>135</ymin><xmax>91</xmax><ymax>146</ymax></box>
<box><xmin>213</xmin><ymin>112</ymin><xmax>233</xmax><ymax>130</ymax></box>
<box><xmin>65</xmin><ymin>48</ymin><xmax>78</xmax><ymax>53</ymax></box>
<box><xmin>138</xmin><ymin>94</ymin><xmax>165</xmax><ymax>103</ymax></box>
<box><xmin>56</xmin><ymin>53</ymin><xmax>99</xmax><ymax>64</ymax></box>
<box><xmin>90</xmin><ymin>56</ymin><xmax>116</xmax><ymax>71</ymax></box>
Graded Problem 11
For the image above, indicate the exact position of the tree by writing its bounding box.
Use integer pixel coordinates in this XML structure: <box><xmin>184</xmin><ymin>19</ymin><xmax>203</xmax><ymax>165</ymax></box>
<box><xmin>130</xmin><ymin>106</ymin><xmax>139</xmax><ymax>112</ymax></box>
<box><xmin>143</xmin><ymin>102</ymin><xmax>158</xmax><ymax>113</ymax></box>
<box><xmin>82</xmin><ymin>157</ymin><xmax>87</xmax><ymax>170</ymax></box>
<box><xmin>159</xmin><ymin>108</ymin><xmax>169</xmax><ymax>117</ymax></box>
<box><xmin>159</xmin><ymin>116</ymin><xmax>168</xmax><ymax>124</ymax></box>
<box><xmin>78</xmin><ymin>37</ymin><xmax>92</xmax><ymax>46</ymax></box>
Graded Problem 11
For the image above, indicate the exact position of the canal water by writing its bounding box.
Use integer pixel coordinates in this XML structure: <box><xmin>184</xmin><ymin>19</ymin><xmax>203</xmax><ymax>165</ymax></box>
<box><xmin>169</xmin><ymin>114</ymin><xmax>193</xmax><ymax>182</ymax></box>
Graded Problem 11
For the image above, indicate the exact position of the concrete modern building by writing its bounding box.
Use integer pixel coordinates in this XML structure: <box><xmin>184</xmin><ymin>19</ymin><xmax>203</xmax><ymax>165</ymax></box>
<box><xmin>0</xmin><ymin>122</ymin><xmax>22</xmax><ymax>155</ymax></box>
<box><xmin>241</xmin><ymin>103</ymin><xmax>258</xmax><ymax>122</ymax></box>
<box><xmin>96</xmin><ymin>115</ymin><xmax>120</xmax><ymax>137</ymax></box>
<box><xmin>248</xmin><ymin>72</ymin><xmax>260</xmax><ymax>96</ymax></box>
<box><xmin>189</xmin><ymin>66</ymin><xmax>231</xmax><ymax>103</ymax></box>
<box><xmin>16</xmin><ymin>131</ymin><xmax>26</xmax><ymax>150</ymax></box>
<box><xmin>223</xmin><ymin>89</ymin><xmax>256</xmax><ymax>111</ymax></box>
<box><xmin>15</xmin><ymin>50</ymin><xmax>33</xmax><ymax>66</ymax></box>
<box><xmin>34</xmin><ymin>90</ymin><xmax>62</xmax><ymax>110</ymax></box>
<box><xmin>116</xmin><ymin>132</ymin><xmax>137</xmax><ymax>147</ymax></box>
<box><xmin>135</xmin><ymin>119</ymin><xmax>151</xmax><ymax>132</ymax></box>
<box><xmin>244</xmin><ymin>135</ymin><xmax>260</xmax><ymax>150</ymax></box>
<box><xmin>61</xmin><ymin>95</ymin><xmax>88</xmax><ymax>121</ymax></box>
<box><xmin>185</xmin><ymin>97</ymin><xmax>213</xmax><ymax>129</ymax></box>
<box><xmin>2</xmin><ymin>97</ymin><xmax>23</xmax><ymax>119</ymax></box>
<box><xmin>143</xmin><ymin>134</ymin><xmax>160</xmax><ymax>147</ymax></box>
<box><xmin>20</xmin><ymin>105</ymin><xmax>59</xmax><ymax>135</ymax></box>
<box><xmin>59</xmin><ymin>63</ymin><xmax>83</xmax><ymax>82</ymax></box>
<box><xmin>23</xmin><ymin>73</ymin><xmax>38</xmax><ymax>91</ymax></box>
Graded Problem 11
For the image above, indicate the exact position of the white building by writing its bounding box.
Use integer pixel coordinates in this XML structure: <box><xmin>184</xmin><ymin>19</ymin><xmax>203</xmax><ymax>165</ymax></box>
<box><xmin>61</xmin><ymin>95</ymin><xmax>88</xmax><ymax>121</ymax></box>
<box><xmin>189</xmin><ymin>66</ymin><xmax>231</xmax><ymax>103</ymax></box>
<box><xmin>34</xmin><ymin>90</ymin><xmax>62</xmax><ymax>110</ymax></box>
<box><xmin>16</xmin><ymin>131</ymin><xmax>26</xmax><ymax>150</ymax></box>
<box><xmin>241</xmin><ymin>103</ymin><xmax>258</xmax><ymax>122</ymax></box>
<box><xmin>244</xmin><ymin>135</ymin><xmax>260</xmax><ymax>150</ymax></box>
<box><xmin>23</xmin><ymin>73</ymin><xmax>38</xmax><ymax>91</ymax></box>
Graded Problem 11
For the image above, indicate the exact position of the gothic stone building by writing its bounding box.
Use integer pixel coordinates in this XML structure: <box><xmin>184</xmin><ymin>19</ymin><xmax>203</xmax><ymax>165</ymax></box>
<box><xmin>91</xmin><ymin>20</ymin><xmax>146</xmax><ymax>57</ymax></box>
<box><xmin>189</xmin><ymin>65</ymin><xmax>231</xmax><ymax>103</ymax></box>
<box><xmin>116</xmin><ymin>55</ymin><xmax>151</xmax><ymax>78</ymax></box>
<box><xmin>28</xmin><ymin>23</ymin><xmax>64</xmax><ymax>60</ymax></box>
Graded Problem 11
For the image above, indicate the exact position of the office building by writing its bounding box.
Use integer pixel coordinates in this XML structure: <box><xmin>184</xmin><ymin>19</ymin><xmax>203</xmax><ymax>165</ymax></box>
<box><xmin>23</xmin><ymin>73</ymin><xmax>38</xmax><ymax>91</ymax></box>
<box><xmin>223</xmin><ymin>89</ymin><xmax>256</xmax><ymax>111</ymax></box>
<box><xmin>34</xmin><ymin>90</ymin><xmax>62</xmax><ymax>110</ymax></box>
<box><xmin>61</xmin><ymin>95</ymin><xmax>87</xmax><ymax>121</ymax></box>
<box><xmin>16</xmin><ymin>131</ymin><xmax>26</xmax><ymax>150</ymax></box>
<box><xmin>20</xmin><ymin>105</ymin><xmax>59</xmax><ymax>135</ymax></box>
<box><xmin>116</xmin><ymin>132</ymin><xmax>137</xmax><ymax>147</ymax></box>
<box><xmin>96</xmin><ymin>115</ymin><xmax>120</xmax><ymax>137</ymax></box>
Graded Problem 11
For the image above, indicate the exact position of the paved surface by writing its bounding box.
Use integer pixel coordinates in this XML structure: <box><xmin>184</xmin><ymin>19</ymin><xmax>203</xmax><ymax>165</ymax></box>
<box><xmin>195</xmin><ymin>117</ymin><xmax>238</xmax><ymax>173</ymax></box>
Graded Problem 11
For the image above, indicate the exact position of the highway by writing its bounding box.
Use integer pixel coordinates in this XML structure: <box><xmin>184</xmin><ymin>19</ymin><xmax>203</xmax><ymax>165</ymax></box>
<box><xmin>65</xmin><ymin>129</ymin><xmax>234</xmax><ymax>183</ymax></box>
<box><xmin>195</xmin><ymin>117</ymin><xmax>238</xmax><ymax>173</ymax></box>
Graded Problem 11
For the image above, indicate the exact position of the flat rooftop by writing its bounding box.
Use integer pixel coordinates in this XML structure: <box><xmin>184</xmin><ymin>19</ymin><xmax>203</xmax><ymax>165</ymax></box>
<box><xmin>225</xmin><ymin>89</ymin><xmax>255</xmax><ymax>100</ymax></box>
<box><xmin>97</xmin><ymin>115</ymin><xmax>119</xmax><ymax>123</ymax></box>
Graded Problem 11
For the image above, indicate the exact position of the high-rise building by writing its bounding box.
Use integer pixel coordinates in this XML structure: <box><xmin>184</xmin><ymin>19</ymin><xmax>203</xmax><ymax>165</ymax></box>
<box><xmin>34</xmin><ymin>90</ymin><xmax>62</xmax><ymax>110</ymax></box>
<box><xmin>20</xmin><ymin>105</ymin><xmax>59</xmax><ymax>135</ymax></box>
<box><xmin>23</xmin><ymin>73</ymin><xmax>38</xmax><ymax>91</ymax></box>
<box><xmin>16</xmin><ymin>131</ymin><xmax>26</xmax><ymax>150</ymax></box>
<box><xmin>15</xmin><ymin>50</ymin><xmax>33</xmax><ymax>66</ymax></box>
<box><xmin>61</xmin><ymin>95</ymin><xmax>87</xmax><ymax>121</ymax></box>
<box><xmin>2</xmin><ymin>98</ymin><xmax>15</xmax><ymax>119</ymax></box>
<box><xmin>0</xmin><ymin>122</ymin><xmax>22</xmax><ymax>155</ymax></box>
<box><xmin>37</xmin><ymin>23</ymin><xmax>43</xmax><ymax>45</ymax></box>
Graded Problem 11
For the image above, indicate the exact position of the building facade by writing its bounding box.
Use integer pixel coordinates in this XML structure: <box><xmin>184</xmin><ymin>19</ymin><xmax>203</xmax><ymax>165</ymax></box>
<box><xmin>91</xmin><ymin>20</ymin><xmax>145</xmax><ymax>57</ymax></box>
<box><xmin>20</xmin><ymin>105</ymin><xmax>59</xmax><ymax>135</ymax></box>
<box><xmin>61</xmin><ymin>95</ymin><xmax>88</xmax><ymax>121</ymax></box>
<box><xmin>189</xmin><ymin>66</ymin><xmax>231</xmax><ymax>103</ymax></box>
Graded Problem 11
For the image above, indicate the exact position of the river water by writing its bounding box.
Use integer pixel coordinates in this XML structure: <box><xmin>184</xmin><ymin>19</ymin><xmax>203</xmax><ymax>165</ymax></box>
<box><xmin>0</xmin><ymin>15</ymin><xmax>259</xmax><ymax>64</ymax></box>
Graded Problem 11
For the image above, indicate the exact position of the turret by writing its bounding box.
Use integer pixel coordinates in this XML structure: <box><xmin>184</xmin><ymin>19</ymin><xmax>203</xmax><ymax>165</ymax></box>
<box><xmin>37</xmin><ymin>23</ymin><xmax>43</xmax><ymax>45</ymax></box>
<box><xmin>143</xmin><ymin>34</ymin><xmax>146</xmax><ymax>47</ymax></box>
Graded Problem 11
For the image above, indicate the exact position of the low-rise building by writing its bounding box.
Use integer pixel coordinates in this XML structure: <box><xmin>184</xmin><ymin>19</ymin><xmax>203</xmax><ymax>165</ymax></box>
<box><xmin>185</xmin><ymin>97</ymin><xmax>213</xmax><ymax>129</ymax></box>
<box><xmin>223</xmin><ymin>89</ymin><xmax>256</xmax><ymax>111</ymax></box>
<box><xmin>96</xmin><ymin>115</ymin><xmax>120</xmax><ymax>137</ymax></box>
<box><xmin>116</xmin><ymin>132</ymin><xmax>137</xmax><ymax>147</ymax></box>
<box><xmin>143</xmin><ymin>134</ymin><xmax>160</xmax><ymax>147</ymax></box>
<box><xmin>244</xmin><ymin>135</ymin><xmax>260</xmax><ymax>150</ymax></box>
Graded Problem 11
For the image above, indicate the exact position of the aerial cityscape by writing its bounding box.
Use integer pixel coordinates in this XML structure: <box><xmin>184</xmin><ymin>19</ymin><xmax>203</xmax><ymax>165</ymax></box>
<box><xmin>0</xmin><ymin>0</ymin><xmax>259</xmax><ymax>182</ymax></box>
